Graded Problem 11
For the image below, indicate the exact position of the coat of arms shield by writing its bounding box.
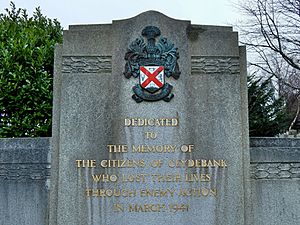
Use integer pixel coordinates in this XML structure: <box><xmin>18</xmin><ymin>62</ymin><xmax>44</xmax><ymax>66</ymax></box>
<box><xmin>123</xmin><ymin>26</ymin><xmax>180</xmax><ymax>103</ymax></box>
<box><xmin>140</xmin><ymin>66</ymin><xmax>165</xmax><ymax>93</ymax></box>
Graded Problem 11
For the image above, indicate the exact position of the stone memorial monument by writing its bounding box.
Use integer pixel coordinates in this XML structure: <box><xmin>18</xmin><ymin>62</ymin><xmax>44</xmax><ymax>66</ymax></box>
<box><xmin>49</xmin><ymin>11</ymin><xmax>250</xmax><ymax>225</ymax></box>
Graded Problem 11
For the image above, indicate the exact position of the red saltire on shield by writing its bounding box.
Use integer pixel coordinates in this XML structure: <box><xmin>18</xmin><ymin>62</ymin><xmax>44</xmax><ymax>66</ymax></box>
<box><xmin>140</xmin><ymin>66</ymin><xmax>164</xmax><ymax>92</ymax></box>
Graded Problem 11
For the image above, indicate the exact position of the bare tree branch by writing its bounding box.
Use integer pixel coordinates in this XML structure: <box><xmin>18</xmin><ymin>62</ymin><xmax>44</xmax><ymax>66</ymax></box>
<box><xmin>237</xmin><ymin>0</ymin><xmax>300</xmax><ymax>131</ymax></box>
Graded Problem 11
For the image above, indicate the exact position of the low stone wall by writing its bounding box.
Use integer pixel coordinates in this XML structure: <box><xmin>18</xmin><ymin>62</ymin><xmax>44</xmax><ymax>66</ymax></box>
<box><xmin>0</xmin><ymin>137</ymin><xmax>299</xmax><ymax>225</ymax></box>
<box><xmin>250</xmin><ymin>137</ymin><xmax>300</xmax><ymax>225</ymax></box>
<box><xmin>0</xmin><ymin>138</ymin><xmax>50</xmax><ymax>225</ymax></box>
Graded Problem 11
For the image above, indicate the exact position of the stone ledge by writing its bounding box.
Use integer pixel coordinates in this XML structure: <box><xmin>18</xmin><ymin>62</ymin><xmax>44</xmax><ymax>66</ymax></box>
<box><xmin>250</xmin><ymin>138</ymin><xmax>300</xmax><ymax>163</ymax></box>
<box><xmin>0</xmin><ymin>138</ymin><xmax>51</xmax><ymax>181</ymax></box>
<box><xmin>250</xmin><ymin>137</ymin><xmax>300</xmax><ymax>147</ymax></box>
<box><xmin>0</xmin><ymin>138</ymin><xmax>50</xmax><ymax>163</ymax></box>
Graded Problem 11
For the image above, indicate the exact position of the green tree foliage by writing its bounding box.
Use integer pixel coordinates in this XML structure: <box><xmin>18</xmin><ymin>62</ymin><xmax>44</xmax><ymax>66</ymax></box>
<box><xmin>248</xmin><ymin>75</ymin><xmax>290</xmax><ymax>137</ymax></box>
<box><xmin>0</xmin><ymin>2</ymin><xmax>62</xmax><ymax>137</ymax></box>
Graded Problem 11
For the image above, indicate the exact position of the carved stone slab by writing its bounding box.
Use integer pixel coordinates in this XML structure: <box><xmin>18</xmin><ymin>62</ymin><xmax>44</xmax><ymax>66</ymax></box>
<box><xmin>191</xmin><ymin>56</ymin><xmax>240</xmax><ymax>75</ymax></box>
<box><xmin>62</xmin><ymin>56</ymin><xmax>112</xmax><ymax>73</ymax></box>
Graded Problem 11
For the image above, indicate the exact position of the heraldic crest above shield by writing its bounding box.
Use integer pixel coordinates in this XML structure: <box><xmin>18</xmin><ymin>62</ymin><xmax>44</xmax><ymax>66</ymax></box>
<box><xmin>123</xmin><ymin>26</ymin><xmax>181</xmax><ymax>103</ymax></box>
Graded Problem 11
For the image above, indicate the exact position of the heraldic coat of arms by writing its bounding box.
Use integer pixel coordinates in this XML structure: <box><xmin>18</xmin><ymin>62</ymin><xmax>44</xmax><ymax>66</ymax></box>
<box><xmin>123</xmin><ymin>26</ymin><xmax>180</xmax><ymax>103</ymax></box>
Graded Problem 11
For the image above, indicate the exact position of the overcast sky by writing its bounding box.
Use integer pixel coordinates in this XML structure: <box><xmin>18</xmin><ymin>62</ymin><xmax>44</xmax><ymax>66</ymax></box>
<box><xmin>0</xmin><ymin>0</ymin><xmax>242</xmax><ymax>29</ymax></box>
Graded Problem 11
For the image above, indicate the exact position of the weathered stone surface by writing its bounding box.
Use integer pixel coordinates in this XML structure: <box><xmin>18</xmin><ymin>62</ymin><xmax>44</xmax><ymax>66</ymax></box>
<box><xmin>49</xmin><ymin>11</ymin><xmax>249</xmax><ymax>225</ymax></box>
<box><xmin>191</xmin><ymin>56</ymin><xmax>240</xmax><ymax>75</ymax></box>
<box><xmin>278</xmin><ymin>163</ymin><xmax>291</xmax><ymax>170</ymax></box>
<box><xmin>251</xmin><ymin>180</ymin><xmax>300</xmax><ymax>225</ymax></box>
<box><xmin>250</xmin><ymin>137</ymin><xmax>300</xmax><ymax>147</ymax></box>
<box><xmin>0</xmin><ymin>138</ymin><xmax>50</xmax><ymax>225</ymax></box>
<box><xmin>0</xmin><ymin>138</ymin><xmax>49</xmax><ymax>163</ymax></box>
<box><xmin>250</xmin><ymin>138</ymin><xmax>300</xmax><ymax>225</ymax></box>
<box><xmin>62</xmin><ymin>56</ymin><xmax>112</xmax><ymax>73</ymax></box>
<box><xmin>1</xmin><ymin>137</ymin><xmax>299</xmax><ymax>224</ymax></box>
<box><xmin>251</xmin><ymin>163</ymin><xmax>300</xmax><ymax>180</ymax></box>
<box><xmin>0</xmin><ymin>138</ymin><xmax>50</xmax><ymax>181</ymax></box>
